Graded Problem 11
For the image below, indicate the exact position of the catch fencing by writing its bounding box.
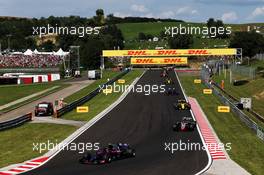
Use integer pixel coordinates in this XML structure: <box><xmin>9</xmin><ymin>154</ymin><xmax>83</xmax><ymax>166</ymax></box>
<box><xmin>201</xmin><ymin>67</ymin><xmax>264</xmax><ymax>141</ymax></box>
<box><xmin>254</xmin><ymin>53</ymin><xmax>264</xmax><ymax>61</ymax></box>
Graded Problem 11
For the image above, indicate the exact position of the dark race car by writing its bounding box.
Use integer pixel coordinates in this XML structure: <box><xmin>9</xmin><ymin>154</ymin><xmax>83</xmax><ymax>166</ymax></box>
<box><xmin>79</xmin><ymin>148</ymin><xmax>112</xmax><ymax>164</ymax></box>
<box><xmin>173</xmin><ymin>117</ymin><xmax>197</xmax><ymax>131</ymax></box>
<box><xmin>164</xmin><ymin>78</ymin><xmax>173</xmax><ymax>85</ymax></box>
<box><xmin>160</xmin><ymin>70</ymin><xmax>168</xmax><ymax>77</ymax></box>
<box><xmin>165</xmin><ymin>87</ymin><xmax>178</xmax><ymax>96</ymax></box>
<box><xmin>107</xmin><ymin>143</ymin><xmax>136</xmax><ymax>159</ymax></box>
<box><xmin>35</xmin><ymin>102</ymin><xmax>54</xmax><ymax>116</ymax></box>
<box><xmin>173</xmin><ymin>99</ymin><xmax>191</xmax><ymax>110</ymax></box>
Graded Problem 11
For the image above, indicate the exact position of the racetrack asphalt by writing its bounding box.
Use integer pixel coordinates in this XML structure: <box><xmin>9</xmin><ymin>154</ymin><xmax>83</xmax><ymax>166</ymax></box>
<box><xmin>23</xmin><ymin>70</ymin><xmax>209</xmax><ymax>175</ymax></box>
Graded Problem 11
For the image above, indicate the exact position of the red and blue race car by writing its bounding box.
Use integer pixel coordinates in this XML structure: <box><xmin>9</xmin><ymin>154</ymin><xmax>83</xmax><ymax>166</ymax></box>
<box><xmin>79</xmin><ymin>143</ymin><xmax>135</xmax><ymax>164</ymax></box>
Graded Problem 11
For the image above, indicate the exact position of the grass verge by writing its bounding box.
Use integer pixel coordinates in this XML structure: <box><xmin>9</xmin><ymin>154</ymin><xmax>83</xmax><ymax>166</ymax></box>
<box><xmin>64</xmin><ymin>70</ymin><xmax>120</xmax><ymax>103</ymax></box>
<box><xmin>0</xmin><ymin>83</ymin><xmax>62</xmax><ymax>106</ymax></box>
<box><xmin>0</xmin><ymin>84</ymin><xmax>69</xmax><ymax>113</ymax></box>
<box><xmin>179</xmin><ymin>73</ymin><xmax>264</xmax><ymax>175</ymax></box>
<box><xmin>0</xmin><ymin>123</ymin><xmax>77</xmax><ymax>168</ymax></box>
<box><xmin>63</xmin><ymin>70</ymin><xmax>144</xmax><ymax>121</ymax></box>
<box><xmin>212</xmin><ymin>69</ymin><xmax>264</xmax><ymax>117</ymax></box>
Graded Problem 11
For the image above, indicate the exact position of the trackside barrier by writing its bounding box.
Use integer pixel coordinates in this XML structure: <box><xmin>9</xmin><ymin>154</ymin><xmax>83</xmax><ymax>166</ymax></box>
<box><xmin>203</xmin><ymin>80</ymin><xmax>264</xmax><ymax>142</ymax></box>
<box><xmin>212</xmin><ymin>82</ymin><xmax>264</xmax><ymax>123</ymax></box>
<box><xmin>55</xmin><ymin>70</ymin><xmax>130</xmax><ymax>118</ymax></box>
<box><xmin>0</xmin><ymin>113</ymin><xmax>32</xmax><ymax>131</ymax></box>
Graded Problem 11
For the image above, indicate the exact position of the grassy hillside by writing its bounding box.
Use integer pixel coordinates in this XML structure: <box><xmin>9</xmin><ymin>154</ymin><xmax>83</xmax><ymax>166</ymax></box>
<box><xmin>117</xmin><ymin>22</ymin><xmax>264</xmax><ymax>49</ymax></box>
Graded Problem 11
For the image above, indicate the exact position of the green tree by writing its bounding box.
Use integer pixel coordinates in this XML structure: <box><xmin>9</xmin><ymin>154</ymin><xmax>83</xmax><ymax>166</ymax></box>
<box><xmin>229</xmin><ymin>32</ymin><xmax>264</xmax><ymax>58</ymax></box>
<box><xmin>39</xmin><ymin>40</ymin><xmax>56</xmax><ymax>51</ymax></box>
<box><xmin>138</xmin><ymin>32</ymin><xmax>146</xmax><ymax>40</ymax></box>
<box><xmin>94</xmin><ymin>9</ymin><xmax>105</xmax><ymax>25</ymax></box>
<box><xmin>168</xmin><ymin>34</ymin><xmax>193</xmax><ymax>49</ymax></box>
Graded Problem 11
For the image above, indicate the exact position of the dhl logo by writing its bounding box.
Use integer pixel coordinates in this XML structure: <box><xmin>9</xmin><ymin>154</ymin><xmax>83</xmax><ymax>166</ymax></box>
<box><xmin>128</xmin><ymin>50</ymin><xmax>148</xmax><ymax>56</ymax></box>
<box><xmin>203</xmin><ymin>89</ymin><xmax>213</xmax><ymax>94</ymax></box>
<box><xmin>76</xmin><ymin>106</ymin><xmax>89</xmax><ymax>113</ymax></box>
<box><xmin>128</xmin><ymin>50</ymin><xmax>209</xmax><ymax>56</ymax></box>
<box><xmin>102</xmin><ymin>49</ymin><xmax>236</xmax><ymax>57</ymax></box>
<box><xmin>131</xmin><ymin>57</ymin><xmax>188</xmax><ymax>65</ymax></box>
<box><xmin>194</xmin><ymin>79</ymin><xmax>202</xmax><ymax>84</ymax></box>
<box><xmin>218</xmin><ymin>106</ymin><xmax>230</xmax><ymax>113</ymax></box>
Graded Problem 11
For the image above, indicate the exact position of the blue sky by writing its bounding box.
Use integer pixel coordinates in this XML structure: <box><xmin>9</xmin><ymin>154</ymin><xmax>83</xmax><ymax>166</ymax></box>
<box><xmin>0</xmin><ymin>0</ymin><xmax>263</xmax><ymax>23</ymax></box>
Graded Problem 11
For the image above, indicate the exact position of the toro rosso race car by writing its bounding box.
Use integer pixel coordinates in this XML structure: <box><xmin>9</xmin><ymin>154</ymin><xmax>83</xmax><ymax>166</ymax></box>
<box><xmin>35</xmin><ymin>102</ymin><xmax>54</xmax><ymax>116</ymax></box>
<box><xmin>79</xmin><ymin>148</ymin><xmax>112</xmax><ymax>164</ymax></box>
<box><xmin>79</xmin><ymin>143</ymin><xmax>135</xmax><ymax>164</ymax></box>
<box><xmin>107</xmin><ymin>143</ymin><xmax>136</xmax><ymax>159</ymax></box>
<box><xmin>173</xmin><ymin>117</ymin><xmax>197</xmax><ymax>131</ymax></box>
<box><xmin>173</xmin><ymin>99</ymin><xmax>191</xmax><ymax>110</ymax></box>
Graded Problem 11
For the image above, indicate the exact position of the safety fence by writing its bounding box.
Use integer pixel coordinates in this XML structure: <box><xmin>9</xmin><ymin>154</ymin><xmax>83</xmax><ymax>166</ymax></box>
<box><xmin>211</xmin><ymin>82</ymin><xmax>264</xmax><ymax>123</ymax></box>
<box><xmin>0</xmin><ymin>113</ymin><xmax>32</xmax><ymax>131</ymax></box>
<box><xmin>55</xmin><ymin>69</ymin><xmax>130</xmax><ymax>118</ymax></box>
<box><xmin>201</xmin><ymin>68</ymin><xmax>264</xmax><ymax>141</ymax></box>
<box><xmin>254</xmin><ymin>53</ymin><xmax>264</xmax><ymax>61</ymax></box>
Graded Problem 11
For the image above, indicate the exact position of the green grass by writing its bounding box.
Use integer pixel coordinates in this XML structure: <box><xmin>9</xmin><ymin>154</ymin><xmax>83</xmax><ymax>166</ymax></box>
<box><xmin>212</xmin><ymin>69</ymin><xmax>264</xmax><ymax>117</ymax></box>
<box><xmin>0</xmin><ymin>84</ymin><xmax>69</xmax><ymax>113</ymax></box>
<box><xmin>117</xmin><ymin>22</ymin><xmax>264</xmax><ymax>40</ymax></box>
<box><xmin>63</xmin><ymin>70</ymin><xmax>144</xmax><ymax>121</ymax></box>
<box><xmin>0</xmin><ymin>123</ymin><xmax>77</xmax><ymax>168</ymax></box>
<box><xmin>117</xmin><ymin>22</ymin><xmax>231</xmax><ymax>49</ymax></box>
<box><xmin>64</xmin><ymin>70</ymin><xmax>120</xmax><ymax>103</ymax></box>
<box><xmin>124</xmin><ymin>40</ymin><xmax>168</xmax><ymax>49</ymax></box>
<box><xmin>179</xmin><ymin>74</ymin><xmax>264</xmax><ymax>175</ymax></box>
<box><xmin>117</xmin><ymin>22</ymin><xmax>205</xmax><ymax>40</ymax></box>
<box><xmin>0</xmin><ymin>83</ymin><xmax>63</xmax><ymax>106</ymax></box>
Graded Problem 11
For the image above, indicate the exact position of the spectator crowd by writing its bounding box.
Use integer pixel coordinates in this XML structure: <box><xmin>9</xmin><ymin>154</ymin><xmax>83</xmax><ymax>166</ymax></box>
<box><xmin>0</xmin><ymin>54</ymin><xmax>64</xmax><ymax>68</ymax></box>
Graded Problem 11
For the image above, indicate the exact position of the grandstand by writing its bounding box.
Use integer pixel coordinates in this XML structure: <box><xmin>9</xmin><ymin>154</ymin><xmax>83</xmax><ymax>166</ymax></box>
<box><xmin>0</xmin><ymin>49</ymin><xmax>68</xmax><ymax>68</ymax></box>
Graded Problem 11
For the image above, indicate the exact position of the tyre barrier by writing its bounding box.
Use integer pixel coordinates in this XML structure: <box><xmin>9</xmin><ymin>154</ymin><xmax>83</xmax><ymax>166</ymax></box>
<box><xmin>0</xmin><ymin>112</ymin><xmax>32</xmax><ymax>131</ymax></box>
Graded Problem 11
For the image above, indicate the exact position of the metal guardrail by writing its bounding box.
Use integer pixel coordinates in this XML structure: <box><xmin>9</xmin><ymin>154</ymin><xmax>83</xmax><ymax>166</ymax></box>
<box><xmin>0</xmin><ymin>113</ymin><xmax>32</xmax><ymax>131</ymax></box>
<box><xmin>204</xmin><ymin>81</ymin><xmax>264</xmax><ymax>142</ymax></box>
<box><xmin>212</xmin><ymin>82</ymin><xmax>264</xmax><ymax>123</ymax></box>
<box><xmin>56</xmin><ymin>69</ymin><xmax>130</xmax><ymax>118</ymax></box>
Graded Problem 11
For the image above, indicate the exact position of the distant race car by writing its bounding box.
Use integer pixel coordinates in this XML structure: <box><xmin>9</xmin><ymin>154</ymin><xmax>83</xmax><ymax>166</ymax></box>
<box><xmin>164</xmin><ymin>78</ymin><xmax>173</xmax><ymax>85</ymax></box>
<box><xmin>107</xmin><ymin>143</ymin><xmax>136</xmax><ymax>159</ymax></box>
<box><xmin>79</xmin><ymin>148</ymin><xmax>112</xmax><ymax>164</ymax></box>
<box><xmin>165</xmin><ymin>87</ymin><xmax>178</xmax><ymax>96</ymax></box>
<box><xmin>35</xmin><ymin>102</ymin><xmax>54</xmax><ymax>116</ymax></box>
<box><xmin>160</xmin><ymin>70</ymin><xmax>168</xmax><ymax>77</ymax></box>
<box><xmin>79</xmin><ymin>143</ymin><xmax>135</xmax><ymax>165</ymax></box>
<box><xmin>173</xmin><ymin>99</ymin><xmax>191</xmax><ymax>110</ymax></box>
<box><xmin>173</xmin><ymin>117</ymin><xmax>197</xmax><ymax>131</ymax></box>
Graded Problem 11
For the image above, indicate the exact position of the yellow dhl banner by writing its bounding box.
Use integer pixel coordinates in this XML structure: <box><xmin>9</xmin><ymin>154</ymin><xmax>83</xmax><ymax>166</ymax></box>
<box><xmin>218</xmin><ymin>106</ymin><xmax>230</xmax><ymax>113</ymax></box>
<box><xmin>117</xmin><ymin>79</ymin><xmax>126</xmax><ymax>84</ymax></box>
<box><xmin>103</xmin><ymin>49</ymin><xmax>237</xmax><ymax>57</ymax></box>
<box><xmin>103</xmin><ymin>88</ymin><xmax>113</xmax><ymax>95</ymax></box>
<box><xmin>76</xmin><ymin>106</ymin><xmax>89</xmax><ymax>113</ymax></box>
<box><xmin>203</xmin><ymin>89</ymin><xmax>213</xmax><ymax>94</ymax></box>
<box><xmin>130</xmin><ymin>57</ymin><xmax>188</xmax><ymax>65</ymax></box>
<box><xmin>194</xmin><ymin>79</ymin><xmax>202</xmax><ymax>84</ymax></box>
